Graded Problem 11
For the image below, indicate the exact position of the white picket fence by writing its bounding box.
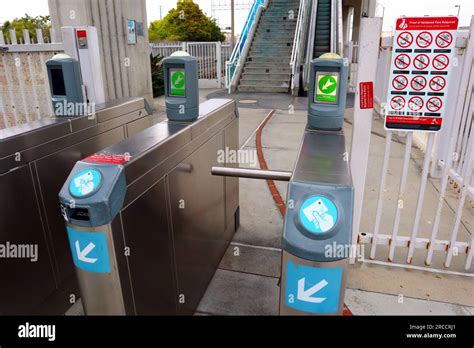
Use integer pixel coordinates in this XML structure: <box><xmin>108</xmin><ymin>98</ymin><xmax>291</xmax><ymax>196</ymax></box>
<box><xmin>0</xmin><ymin>28</ymin><xmax>63</xmax><ymax>129</ymax></box>
<box><xmin>356</xmin><ymin>19</ymin><xmax>474</xmax><ymax>275</ymax></box>
<box><xmin>150</xmin><ymin>41</ymin><xmax>232</xmax><ymax>88</ymax></box>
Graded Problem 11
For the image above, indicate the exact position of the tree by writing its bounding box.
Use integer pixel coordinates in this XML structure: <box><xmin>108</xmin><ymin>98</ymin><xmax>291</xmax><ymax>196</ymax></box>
<box><xmin>1</xmin><ymin>14</ymin><xmax>51</xmax><ymax>43</ymax></box>
<box><xmin>148</xmin><ymin>0</ymin><xmax>225</xmax><ymax>42</ymax></box>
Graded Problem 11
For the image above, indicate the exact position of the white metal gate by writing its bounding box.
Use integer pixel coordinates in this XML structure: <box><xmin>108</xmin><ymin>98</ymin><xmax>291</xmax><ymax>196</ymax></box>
<box><xmin>151</xmin><ymin>41</ymin><xmax>230</xmax><ymax>89</ymax></box>
<box><xmin>351</xmin><ymin>18</ymin><xmax>473</xmax><ymax>276</ymax></box>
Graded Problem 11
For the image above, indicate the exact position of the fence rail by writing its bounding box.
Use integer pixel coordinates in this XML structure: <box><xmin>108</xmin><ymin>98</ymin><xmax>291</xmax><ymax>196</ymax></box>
<box><xmin>357</xmin><ymin>19</ymin><xmax>474</xmax><ymax>274</ymax></box>
<box><xmin>0</xmin><ymin>28</ymin><xmax>62</xmax><ymax>129</ymax></box>
<box><xmin>150</xmin><ymin>41</ymin><xmax>231</xmax><ymax>88</ymax></box>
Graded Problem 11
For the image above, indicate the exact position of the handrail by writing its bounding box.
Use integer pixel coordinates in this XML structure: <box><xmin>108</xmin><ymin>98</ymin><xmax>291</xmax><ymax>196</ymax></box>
<box><xmin>289</xmin><ymin>0</ymin><xmax>308</xmax><ymax>92</ymax></box>
<box><xmin>225</xmin><ymin>0</ymin><xmax>265</xmax><ymax>91</ymax></box>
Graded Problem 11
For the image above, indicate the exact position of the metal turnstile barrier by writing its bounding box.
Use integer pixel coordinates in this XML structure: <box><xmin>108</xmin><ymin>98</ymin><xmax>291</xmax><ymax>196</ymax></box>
<box><xmin>59</xmin><ymin>99</ymin><xmax>239</xmax><ymax>315</ymax></box>
<box><xmin>0</xmin><ymin>97</ymin><xmax>153</xmax><ymax>314</ymax></box>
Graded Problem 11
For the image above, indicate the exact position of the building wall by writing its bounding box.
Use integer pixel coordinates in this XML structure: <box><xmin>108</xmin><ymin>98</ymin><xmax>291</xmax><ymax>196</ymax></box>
<box><xmin>48</xmin><ymin>0</ymin><xmax>153</xmax><ymax>106</ymax></box>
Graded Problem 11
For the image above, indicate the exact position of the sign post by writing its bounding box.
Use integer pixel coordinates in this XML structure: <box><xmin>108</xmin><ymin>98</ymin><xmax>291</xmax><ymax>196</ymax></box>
<box><xmin>385</xmin><ymin>16</ymin><xmax>459</xmax><ymax>131</ymax></box>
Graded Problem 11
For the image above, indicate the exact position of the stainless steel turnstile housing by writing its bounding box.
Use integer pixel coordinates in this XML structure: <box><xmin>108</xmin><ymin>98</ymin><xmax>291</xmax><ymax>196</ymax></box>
<box><xmin>0</xmin><ymin>98</ymin><xmax>153</xmax><ymax>314</ymax></box>
<box><xmin>60</xmin><ymin>99</ymin><xmax>239</xmax><ymax>315</ymax></box>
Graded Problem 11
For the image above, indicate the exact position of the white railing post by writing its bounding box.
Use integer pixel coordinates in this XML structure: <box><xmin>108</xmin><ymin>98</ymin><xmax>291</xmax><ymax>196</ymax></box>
<box><xmin>216</xmin><ymin>42</ymin><xmax>222</xmax><ymax>87</ymax></box>
<box><xmin>349</xmin><ymin>17</ymin><xmax>383</xmax><ymax>264</ymax></box>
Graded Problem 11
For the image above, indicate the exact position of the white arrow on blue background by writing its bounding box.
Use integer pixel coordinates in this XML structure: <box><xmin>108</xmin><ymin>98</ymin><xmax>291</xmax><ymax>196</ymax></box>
<box><xmin>75</xmin><ymin>241</ymin><xmax>98</xmax><ymax>264</ymax></box>
<box><xmin>297</xmin><ymin>278</ymin><xmax>328</xmax><ymax>303</ymax></box>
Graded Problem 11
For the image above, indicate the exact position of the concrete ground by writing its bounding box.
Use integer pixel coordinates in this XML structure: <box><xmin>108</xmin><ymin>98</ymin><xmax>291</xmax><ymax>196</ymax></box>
<box><xmin>67</xmin><ymin>88</ymin><xmax>473</xmax><ymax>316</ymax></box>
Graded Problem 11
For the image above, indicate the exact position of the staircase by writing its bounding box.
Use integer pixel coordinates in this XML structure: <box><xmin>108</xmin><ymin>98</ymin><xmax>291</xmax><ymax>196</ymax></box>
<box><xmin>238</xmin><ymin>0</ymin><xmax>300</xmax><ymax>93</ymax></box>
<box><xmin>313</xmin><ymin>0</ymin><xmax>332</xmax><ymax>58</ymax></box>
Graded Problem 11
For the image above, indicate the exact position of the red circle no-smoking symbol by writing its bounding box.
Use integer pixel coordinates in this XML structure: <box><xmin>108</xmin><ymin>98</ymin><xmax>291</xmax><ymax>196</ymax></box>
<box><xmin>397</xmin><ymin>32</ymin><xmax>413</xmax><ymax>48</ymax></box>
<box><xmin>436</xmin><ymin>31</ymin><xmax>453</xmax><ymax>48</ymax></box>
<box><xmin>429</xmin><ymin>76</ymin><xmax>446</xmax><ymax>92</ymax></box>
<box><xmin>390</xmin><ymin>96</ymin><xmax>405</xmax><ymax>110</ymax></box>
<box><xmin>411</xmin><ymin>75</ymin><xmax>427</xmax><ymax>91</ymax></box>
<box><xmin>394</xmin><ymin>54</ymin><xmax>411</xmax><ymax>70</ymax></box>
<box><xmin>413</xmin><ymin>54</ymin><xmax>430</xmax><ymax>70</ymax></box>
<box><xmin>416</xmin><ymin>32</ymin><xmax>433</xmax><ymax>48</ymax></box>
<box><xmin>392</xmin><ymin>75</ymin><xmax>408</xmax><ymax>90</ymax></box>
<box><xmin>426</xmin><ymin>97</ymin><xmax>443</xmax><ymax>112</ymax></box>
<box><xmin>408</xmin><ymin>96</ymin><xmax>424</xmax><ymax>112</ymax></box>
<box><xmin>432</xmin><ymin>54</ymin><xmax>449</xmax><ymax>70</ymax></box>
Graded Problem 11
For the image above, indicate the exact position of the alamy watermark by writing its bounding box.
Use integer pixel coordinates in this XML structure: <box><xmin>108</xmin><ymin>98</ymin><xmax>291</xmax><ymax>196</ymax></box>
<box><xmin>217</xmin><ymin>147</ymin><xmax>257</xmax><ymax>167</ymax></box>
<box><xmin>55</xmin><ymin>101</ymin><xmax>96</xmax><ymax>119</ymax></box>
<box><xmin>0</xmin><ymin>242</ymin><xmax>38</xmax><ymax>262</ymax></box>
<box><xmin>325</xmin><ymin>242</ymin><xmax>365</xmax><ymax>261</ymax></box>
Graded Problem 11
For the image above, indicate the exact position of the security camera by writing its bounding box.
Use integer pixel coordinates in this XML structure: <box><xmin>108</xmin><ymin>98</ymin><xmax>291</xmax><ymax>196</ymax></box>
<box><xmin>0</xmin><ymin>46</ymin><xmax>9</xmax><ymax>52</ymax></box>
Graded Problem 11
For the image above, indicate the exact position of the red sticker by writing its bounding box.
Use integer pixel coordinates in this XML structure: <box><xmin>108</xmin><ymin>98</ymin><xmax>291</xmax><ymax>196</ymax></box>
<box><xmin>84</xmin><ymin>153</ymin><xmax>131</xmax><ymax>165</ymax></box>
<box><xmin>394</xmin><ymin>54</ymin><xmax>411</xmax><ymax>70</ymax></box>
<box><xmin>410</xmin><ymin>75</ymin><xmax>427</xmax><ymax>91</ymax></box>
<box><xmin>432</xmin><ymin>54</ymin><xmax>449</xmax><ymax>70</ymax></box>
<box><xmin>408</xmin><ymin>96</ymin><xmax>424</xmax><ymax>111</ymax></box>
<box><xmin>435</xmin><ymin>31</ymin><xmax>453</xmax><ymax>48</ymax></box>
<box><xmin>416</xmin><ymin>32</ymin><xmax>433</xmax><ymax>48</ymax></box>
<box><xmin>359</xmin><ymin>81</ymin><xmax>374</xmax><ymax>109</ymax></box>
<box><xmin>392</xmin><ymin>75</ymin><xmax>409</xmax><ymax>90</ymax></box>
<box><xmin>390</xmin><ymin>96</ymin><xmax>406</xmax><ymax>110</ymax></box>
<box><xmin>413</xmin><ymin>54</ymin><xmax>430</xmax><ymax>70</ymax></box>
<box><xmin>429</xmin><ymin>76</ymin><xmax>446</xmax><ymax>92</ymax></box>
<box><xmin>397</xmin><ymin>32</ymin><xmax>413</xmax><ymax>48</ymax></box>
<box><xmin>426</xmin><ymin>97</ymin><xmax>443</xmax><ymax>112</ymax></box>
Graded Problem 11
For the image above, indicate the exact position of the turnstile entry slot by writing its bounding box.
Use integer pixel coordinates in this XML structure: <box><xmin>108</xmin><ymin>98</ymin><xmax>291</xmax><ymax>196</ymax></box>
<box><xmin>60</xmin><ymin>99</ymin><xmax>240</xmax><ymax>315</ymax></box>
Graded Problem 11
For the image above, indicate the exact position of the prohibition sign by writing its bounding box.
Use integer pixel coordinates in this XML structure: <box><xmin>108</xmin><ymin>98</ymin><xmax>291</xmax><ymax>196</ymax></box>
<box><xmin>426</xmin><ymin>97</ymin><xmax>443</xmax><ymax>112</ymax></box>
<box><xmin>432</xmin><ymin>54</ymin><xmax>449</xmax><ymax>70</ymax></box>
<box><xmin>394</xmin><ymin>54</ymin><xmax>411</xmax><ymax>70</ymax></box>
<box><xmin>397</xmin><ymin>32</ymin><xmax>413</xmax><ymax>48</ymax></box>
<box><xmin>436</xmin><ymin>31</ymin><xmax>453</xmax><ymax>48</ymax></box>
<box><xmin>392</xmin><ymin>75</ymin><xmax>408</xmax><ymax>90</ymax></box>
<box><xmin>390</xmin><ymin>96</ymin><xmax>405</xmax><ymax>110</ymax></box>
<box><xmin>429</xmin><ymin>76</ymin><xmax>446</xmax><ymax>92</ymax></box>
<box><xmin>410</xmin><ymin>75</ymin><xmax>427</xmax><ymax>91</ymax></box>
<box><xmin>408</xmin><ymin>96</ymin><xmax>424</xmax><ymax>111</ymax></box>
<box><xmin>416</xmin><ymin>32</ymin><xmax>433</xmax><ymax>48</ymax></box>
<box><xmin>413</xmin><ymin>54</ymin><xmax>430</xmax><ymax>70</ymax></box>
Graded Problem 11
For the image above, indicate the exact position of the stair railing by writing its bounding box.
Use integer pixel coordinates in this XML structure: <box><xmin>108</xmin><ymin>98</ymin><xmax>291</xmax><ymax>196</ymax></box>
<box><xmin>225</xmin><ymin>0</ymin><xmax>267</xmax><ymax>93</ymax></box>
<box><xmin>330</xmin><ymin>0</ymin><xmax>343</xmax><ymax>55</ymax></box>
<box><xmin>290</xmin><ymin>0</ymin><xmax>315</xmax><ymax>94</ymax></box>
<box><xmin>289</xmin><ymin>0</ymin><xmax>306</xmax><ymax>93</ymax></box>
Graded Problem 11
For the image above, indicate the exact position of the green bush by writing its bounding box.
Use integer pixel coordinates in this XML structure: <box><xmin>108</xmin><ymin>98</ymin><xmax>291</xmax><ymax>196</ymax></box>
<box><xmin>151</xmin><ymin>53</ymin><xmax>165</xmax><ymax>98</ymax></box>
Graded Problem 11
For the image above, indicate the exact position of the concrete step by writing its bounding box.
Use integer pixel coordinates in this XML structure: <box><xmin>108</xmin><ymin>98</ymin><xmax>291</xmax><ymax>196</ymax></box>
<box><xmin>251</xmin><ymin>43</ymin><xmax>293</xmax><ymax>50</ymax></box>
<box><xmin>239</xmin><ymin>78</ymin><xmax>290</xmax><ymax>87</ymax></box>
<box><xmin>244</xmin><ymin>66</ymin><xmax>292</xmax><ymax>74</ymax></box>
<box><xmin>259</xmin><ymin>22</ymin><xmax>298</xmax><ymax>27</ymax></box>
<box><xmin>247</xmin><ymin>56</ymin><xmax>291</xmax><ymax>63</ymax></box>
<box><xmin>238</xmin><ymin>85</ymin><xmax>289</xmax><ymax>93</ymax></box>
<box><xmin>253</xmin><ymin>37</ymin><xmax>294</xmax><ymax>44</ymax></box>
<box><xmin>241</xmin><ymin>72</ymin><xmax>291</xmax><ymax>80</ymax></box>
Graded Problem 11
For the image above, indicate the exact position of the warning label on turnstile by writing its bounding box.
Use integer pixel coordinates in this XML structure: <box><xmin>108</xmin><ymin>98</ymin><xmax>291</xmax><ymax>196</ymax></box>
<box><xmin>385</xmin><ymin>16</ymin><xmax>458</xmax><ymax>132</ymax></box>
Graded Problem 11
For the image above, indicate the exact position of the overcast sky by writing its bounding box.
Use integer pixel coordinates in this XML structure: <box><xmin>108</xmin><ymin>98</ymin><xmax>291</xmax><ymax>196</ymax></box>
<box><xmin>0</xmin><ymin>0</ymin><xmax>472</xmax><ymax>34</ymax></box>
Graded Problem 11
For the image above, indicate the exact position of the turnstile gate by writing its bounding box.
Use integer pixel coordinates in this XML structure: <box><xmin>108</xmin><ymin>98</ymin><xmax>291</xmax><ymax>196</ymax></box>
<box><xmin>0</xmin><ymin>98</ymin><xmax>153</xmax><ymax>314</ymax></box>
<box><xmin>59</xmin><ymin>99</ymin><xmax>239</xmax><ymax>315</ymax></box>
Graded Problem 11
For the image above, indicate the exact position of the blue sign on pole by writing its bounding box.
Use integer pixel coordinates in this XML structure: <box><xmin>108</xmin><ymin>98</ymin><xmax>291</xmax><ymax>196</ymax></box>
<box><xmin>299</xmin><ymin>196</ymin><xmax>338</xmax><ymax>233</ymax></box>
<box><xmin>67</xmin><ymin>227</ymin><xmax>111</xmax><ymax>273</ymax></box>
<box><xmin>285</xmin><ymin>261</ymin><xmax>342</xmax><ymax>313</ymax></box>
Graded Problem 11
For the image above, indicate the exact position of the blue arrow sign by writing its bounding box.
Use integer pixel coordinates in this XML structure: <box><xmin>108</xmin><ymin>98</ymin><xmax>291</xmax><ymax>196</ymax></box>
<box><xmin>67</xmin><ymin>227</ymin><xmax>111</xmax><ymax>273</ymax></box>
<box><xmin>285</xmin><ymin>261</ymin><xmax>342</xmax><ymax>313</ymax></box>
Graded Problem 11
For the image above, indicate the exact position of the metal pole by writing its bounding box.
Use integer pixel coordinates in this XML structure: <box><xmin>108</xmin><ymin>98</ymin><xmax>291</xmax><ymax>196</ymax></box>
<box><xmin>231</xmin><ymin>0</ymin><xmax>235</xmax><ymax>48</ymax></box>
<box><xmin>211</xmin><ymin>166</ymin><xmax>292</xmax><ymax>181</ymax></box>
